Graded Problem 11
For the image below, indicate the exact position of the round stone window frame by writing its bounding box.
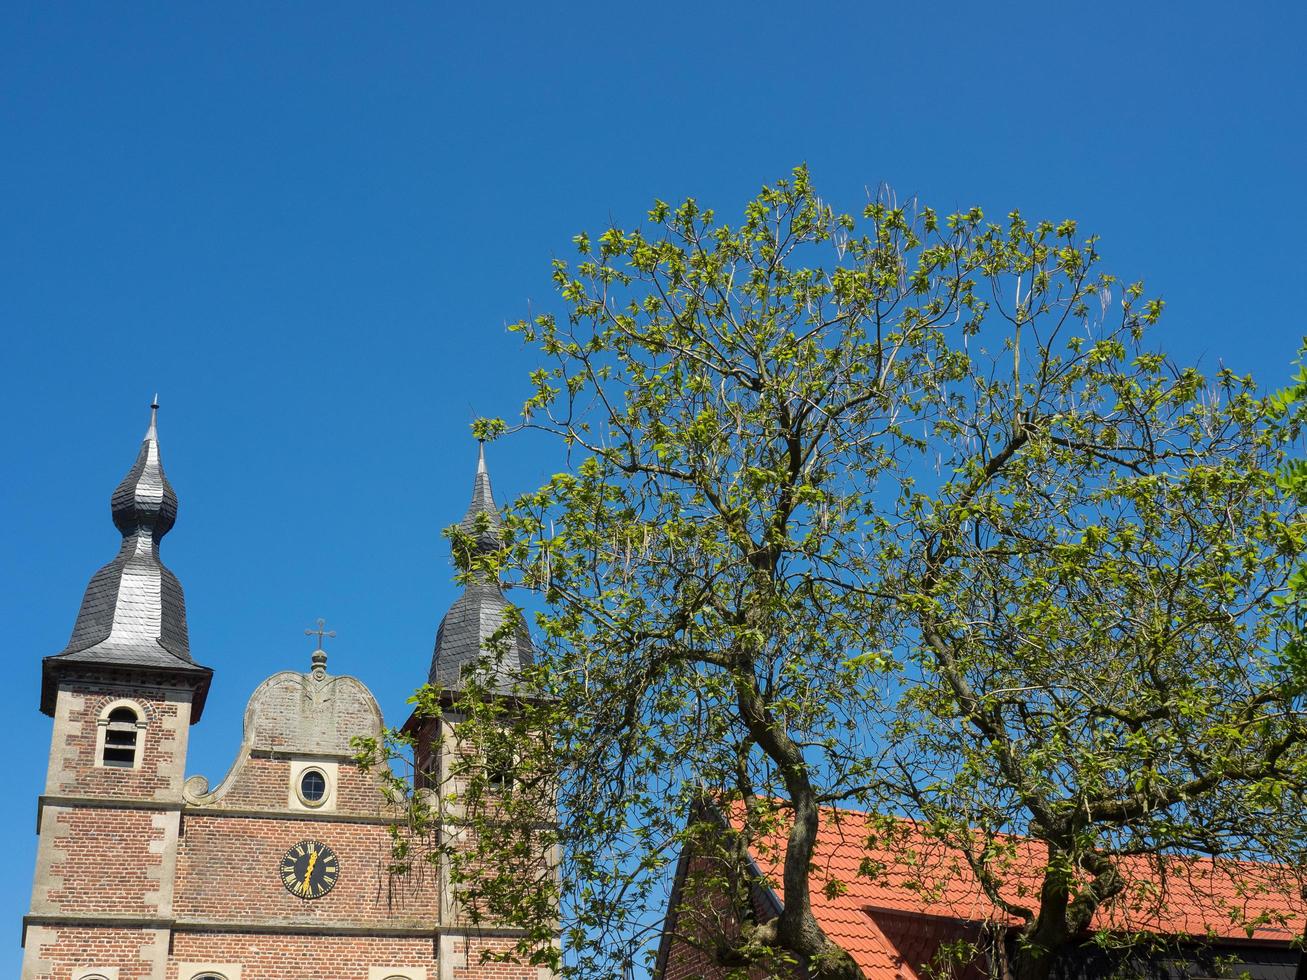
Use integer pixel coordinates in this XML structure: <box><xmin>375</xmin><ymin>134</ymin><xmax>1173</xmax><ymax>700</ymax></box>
<box><xmin>295</xmin><ymin>766</ymin><xmax>330</xmax><ymax>808</ymax></box>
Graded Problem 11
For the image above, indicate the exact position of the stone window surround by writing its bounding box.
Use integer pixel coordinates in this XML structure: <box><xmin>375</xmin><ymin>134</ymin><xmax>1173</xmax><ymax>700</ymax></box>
<box><xmin>368</xmin><ymin>969</ymin><xmax>427</xmax><ymax>980</ymax></box>
<box><xmin>288</xmin><ymin>756</ymin><xmax>339</xmax><ymax>812</ymax></box>
<box><xmin>94</xmin><ymin>697</ymin><xmax>147</xmax><ymax>770</ymax></box>
<box><xmin>297</xmin><ymin>765</ymin><xmax>328</xmax><ymax>806</ymax></box>
<box><xmin>178</xmin><ymin>964</ymin><xmax>242</xmax><ymax>980</ymax></box>
<box><xmin>73</xmin><ymin>970</ymin><xmax>118</xmax><ymax>980</ymax></box>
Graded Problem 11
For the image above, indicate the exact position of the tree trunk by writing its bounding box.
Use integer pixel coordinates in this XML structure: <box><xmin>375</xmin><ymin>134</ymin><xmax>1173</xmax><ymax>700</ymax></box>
<box><xmin>1007</xmin><ymin>860</ymin><xmax>1074</xmax><ymax>980</ymax></box>
<box><xmin>798</xmin><ymin>928</ymin><xmax>864</xmax><ymax>980</ymax></box>
<box><xmin>1010</xmin><ymin>944</ymin><xmax>1059</xmax><ymax>980</ymax></box>
<box><xmin>731</xmin><ymin>662</ymin><xmax>867</xmax><ymax>979</ymax></box>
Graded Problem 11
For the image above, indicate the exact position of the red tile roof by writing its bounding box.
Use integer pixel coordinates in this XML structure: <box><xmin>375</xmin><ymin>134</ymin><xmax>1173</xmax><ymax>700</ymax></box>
<box><xmin>729</xmin><ymin>805</ymin><xmax>1304</xmax><ymax>980</ymax></box>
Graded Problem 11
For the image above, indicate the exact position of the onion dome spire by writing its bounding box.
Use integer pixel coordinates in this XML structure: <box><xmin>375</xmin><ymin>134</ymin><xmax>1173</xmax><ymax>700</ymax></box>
<box><xmin>41</xmin><ymin>400</ymin><xmax>213</xmax><ymax>719</ymax></box>
<box><xmin>110</xmin><ymin>396</ymin><xmax>177</xmax><ymax>538</ymax></box>
<box><xmin>429</xmin><ymin>444</ymin><xmax>533</xmax><ymax>692</ymax></box>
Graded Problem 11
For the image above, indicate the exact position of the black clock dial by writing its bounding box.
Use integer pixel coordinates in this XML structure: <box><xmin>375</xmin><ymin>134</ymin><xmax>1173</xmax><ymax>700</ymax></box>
<box><xmin>279</xmin><ymin>839</ymin><xmax>339</xmax><ymax>900</ymax></box>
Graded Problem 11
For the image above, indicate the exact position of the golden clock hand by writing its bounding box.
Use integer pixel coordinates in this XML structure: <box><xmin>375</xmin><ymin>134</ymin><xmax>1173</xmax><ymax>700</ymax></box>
<box><xmin>302</xmin><ymin>848</ymin><xmax>320</xmax><ymax>891</ymax></box>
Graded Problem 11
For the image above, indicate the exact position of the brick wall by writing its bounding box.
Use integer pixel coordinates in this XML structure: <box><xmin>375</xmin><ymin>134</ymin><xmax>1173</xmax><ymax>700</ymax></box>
<box><xmin>33</xmin><ymin>806</ymin><xmax>170</xmax><ymax>916</ymax></box>
<box><xmin>23</xmin><ymin>928</ymin><xmax>546</xmax><ymax>979</ymax></box>
<box><xmin>27</xmin><ymin>684</ymin><xmax>189</xmax><ymax>979</ymax></box>
<box><xmin>209</xmin><ymin>756</ymin><xmax>384</xmax><ymax>814</ymax></box>
<box><xmin>45</xmin><ymin>685</ymin><xmax>191</xmax><ymax>801</ymax></box>
<box><xmin>657</xmin><ymin>850</ymin><xmax>798</xmax><ymax>980</ymax></box>
<box><xmin>171</xmin><ymin>932</ymin><xmax>437</xmax><ymax>978</ymax></box>
<box><xmin>171</xmin><ymin>932</ymin><xmax>543</xmax><ymax>979</ymax></box>
<box><xmin>25</xmin><ymin>670</ymin><xmax>556</xmax><ymax>980</ymax></box>
<box><xmin>174</xmin><ymin>813</ymin><xmax>438</xmax><ymax>926</ymax></box>
<box><xmin>23</xmin><ymin>925</ymin><xmax>169</xmax><ymax>980</ymax></box>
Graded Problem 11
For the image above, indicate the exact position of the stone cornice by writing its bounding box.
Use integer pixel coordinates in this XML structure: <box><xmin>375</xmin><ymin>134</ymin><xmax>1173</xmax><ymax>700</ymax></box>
<box><xmin>183</xmin><ymin>805</ymin><xmax>395</xmax><ymax>825</ymax></box>
<box><xmin>248</xmin><ymin>747</ymin><xmax>360</xmax><ymax>763</ymax></box>
<box><xmin>22</xmin><ymin>912</ymin><xmax>534</xmax><ymax>940</ymax></box>
<box><xmin>36</xmin><ymin>794</ymin><xmax>398</xmax><ymax>827</ymax></box>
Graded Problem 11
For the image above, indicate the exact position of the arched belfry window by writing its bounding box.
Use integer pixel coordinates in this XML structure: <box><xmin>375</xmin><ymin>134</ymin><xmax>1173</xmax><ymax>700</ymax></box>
<box><xmin>486</xmin><ymin>737</ymin><xmax>514</xmax><ymax>791</ymax></box>
<box><xmin>97</xmin><ymin>702</ymin><xmax>144</xmax><ymax>769</ymax></box>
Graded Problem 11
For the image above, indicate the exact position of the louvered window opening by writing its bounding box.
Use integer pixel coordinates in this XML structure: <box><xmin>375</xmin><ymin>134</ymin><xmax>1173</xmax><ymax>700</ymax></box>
<box><xmin>103</xmin><ymin>707</ymin><xmax>139</xmax><ymax>768</ymax></box>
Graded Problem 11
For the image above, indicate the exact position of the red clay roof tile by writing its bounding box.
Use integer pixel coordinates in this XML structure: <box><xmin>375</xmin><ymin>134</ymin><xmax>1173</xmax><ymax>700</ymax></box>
<box><xmin>727</xmin><ymin>805</ymin><xmax>1304</xmax><ymax>980</ymax></box>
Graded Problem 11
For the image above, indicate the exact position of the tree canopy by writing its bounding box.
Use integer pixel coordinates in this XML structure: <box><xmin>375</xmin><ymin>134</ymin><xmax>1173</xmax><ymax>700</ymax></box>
<box><xmin>363</xmin><ymin>168</ymin><xmax>1307</xmax><ymax>980</ymax></box>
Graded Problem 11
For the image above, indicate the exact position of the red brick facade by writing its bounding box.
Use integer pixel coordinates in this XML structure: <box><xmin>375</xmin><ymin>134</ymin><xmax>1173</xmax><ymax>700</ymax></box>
<box><xmin>23</xmin><ymin>665</ymin><xmax>552</xmax><ymax>980</ymax></box>
<box><xmin>654</xmin><ymin>847</ymin><xmax>795</xmax><ymax>980</ymax></box>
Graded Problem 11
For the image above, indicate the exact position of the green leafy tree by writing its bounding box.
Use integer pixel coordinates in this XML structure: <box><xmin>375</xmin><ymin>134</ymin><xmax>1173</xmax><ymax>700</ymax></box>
<box><xmin>1274</xmin><ymin>348</ymin><xmax>1307</xmax><ymax>686</ymax></box>
<box><xmin>364</xmin><ymin>169</ymin><xmax>1307</xmax><ymax>980</ymax></box>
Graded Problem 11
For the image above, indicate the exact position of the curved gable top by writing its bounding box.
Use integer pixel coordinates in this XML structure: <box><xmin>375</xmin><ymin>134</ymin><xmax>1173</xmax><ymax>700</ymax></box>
<box><xmin>184</xmin><ymin>660</ymin><xmax>383</xmax><ymax>806</ymax></box>
<box><xmin>240</xmin><ymin>668</ymin><xmax>383</xmax><ymax>755</ymax></box>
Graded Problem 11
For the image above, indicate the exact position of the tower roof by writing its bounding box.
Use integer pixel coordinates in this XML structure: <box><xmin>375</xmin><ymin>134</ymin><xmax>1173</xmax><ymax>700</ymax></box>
<box><xmin>428</xmin><ymin>583</ymin><xmax>535</xmax><ymax>690</ymax></box>
<box><xmin>41</xmin><ymin>400</ymin><xmax>212</xmax><ymax>719</ymax></box>
<box><xmin>429</xmin><ymin>445</ymin><xmax>534</xmax><ymax>693</ymax></box>
<box><xmin>458</xmin><ymin>441</ymin><xmax>504</xmax><ymax>553</ymax></box>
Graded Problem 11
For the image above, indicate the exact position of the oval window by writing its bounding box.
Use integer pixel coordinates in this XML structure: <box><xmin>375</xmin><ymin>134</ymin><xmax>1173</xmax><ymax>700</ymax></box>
<box><xmin>299</xmin><ymin>768</ymin><xmax>328</xmax><ymax>805</ymax></box>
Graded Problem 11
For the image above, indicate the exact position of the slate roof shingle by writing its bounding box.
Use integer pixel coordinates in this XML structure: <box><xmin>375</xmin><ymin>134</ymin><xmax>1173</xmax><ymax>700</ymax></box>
<box><xmin>41</xmin><ymin>402</ymin><xmax>212</xmax><ymax>718</ymax></box>
<box><xmin>429</xmin><ymin>446</ymin><xmax>534</xmax><ymax>693</ymax></box>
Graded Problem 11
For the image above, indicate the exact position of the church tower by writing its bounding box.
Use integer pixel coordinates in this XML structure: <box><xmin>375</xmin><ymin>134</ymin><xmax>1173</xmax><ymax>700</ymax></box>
<box><xmin>412</xmin><ymin>442</ymin><xmax>536</xmax><ymax>788</ymax></box>
<box><xmin>23</xmin><ymin>411</ymin><xmax>554</xmax><ymax>980</ymax></box>
<box><xmin>408</xmin><ymin>445</ymin><xmax>552</xmax><ymax>979</ymax></box>
<box><xmin>426</xmin><ymin>442</ymin><xmax>534</xmax><ymax>701</ymax></box>
<box><xmin>25</xmin><ymin>401</ymin><xmax>213</xmax><ymax>979</ymax></box>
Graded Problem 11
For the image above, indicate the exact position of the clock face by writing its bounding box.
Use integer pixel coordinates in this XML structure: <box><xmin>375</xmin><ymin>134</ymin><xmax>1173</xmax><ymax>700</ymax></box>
<box><xmin>279</xmin><ymin>839</ymin><xmax>339</xmax><ymax>900</ymax></box>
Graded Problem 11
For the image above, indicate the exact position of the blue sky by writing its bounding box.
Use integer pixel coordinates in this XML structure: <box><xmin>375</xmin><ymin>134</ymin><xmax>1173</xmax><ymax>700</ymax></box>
<box><xmin>2</xmin><ymin>1</ymin><xmax>1304</xmax><ymax>972</ymax></box>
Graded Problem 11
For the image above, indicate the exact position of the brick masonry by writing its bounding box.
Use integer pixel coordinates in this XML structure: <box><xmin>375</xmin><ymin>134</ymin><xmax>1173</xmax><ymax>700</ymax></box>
<box><xmin>654</xmin><ymin>848</ymin><xmax>795</xmax><ymax>980</ymax></box>
<box><xmin>23</xmin><ymin>662</ymin><xmax>554</xmax><ymax>980</ymax></box>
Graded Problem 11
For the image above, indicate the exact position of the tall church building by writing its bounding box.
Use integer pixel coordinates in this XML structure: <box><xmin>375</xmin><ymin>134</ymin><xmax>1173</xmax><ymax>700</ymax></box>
<box><xmin>22</xmin><ymin>404</ymin><xmax>553</xmax><ymax>980</ymax></box>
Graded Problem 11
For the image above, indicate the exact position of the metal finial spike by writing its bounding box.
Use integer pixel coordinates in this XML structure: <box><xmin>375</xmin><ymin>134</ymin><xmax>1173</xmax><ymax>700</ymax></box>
<box><xmin>145</xmin><ymin>397</ymin><xmax>159</xmax><ymax>440</ymax></box>
<box><xmin>151</xmin><ymin>392</ymin><xmax>159</xmax><ymax>409</ymax></box>
<box><xmin>477</xmin><ymin>440</ymin><xmax>487</xmax><ymax>474</ymax></box>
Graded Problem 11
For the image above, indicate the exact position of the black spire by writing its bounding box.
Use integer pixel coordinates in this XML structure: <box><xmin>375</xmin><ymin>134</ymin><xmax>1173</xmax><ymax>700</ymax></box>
<box><xmin>41</xmin><ymin>400</ymin><xmax>212</xmax><ymax>718</ymax></box>
<box><xmin>458</xmin><ymin>441</ymin><xmax>504</xmax><ymax>554</ymax></box>
<box><xmin>429</xmin><ymin>445</ymin><xmax>533</xmax><ymax>692</ymax></box>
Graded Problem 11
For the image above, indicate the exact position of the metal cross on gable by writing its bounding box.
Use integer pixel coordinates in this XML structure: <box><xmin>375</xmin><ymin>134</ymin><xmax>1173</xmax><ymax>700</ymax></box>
<box><xmin>305</xmin><ymin>618</ymin><xmax>336</xmax><ymax>650</ymax></box>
